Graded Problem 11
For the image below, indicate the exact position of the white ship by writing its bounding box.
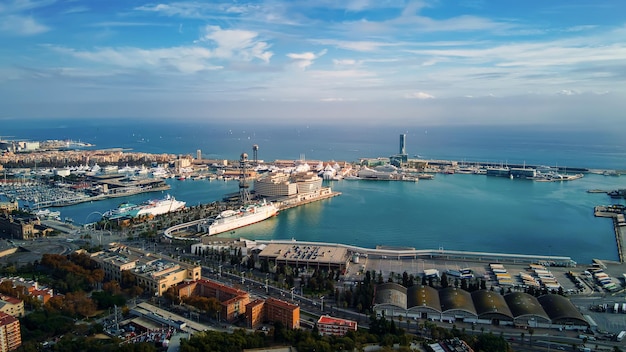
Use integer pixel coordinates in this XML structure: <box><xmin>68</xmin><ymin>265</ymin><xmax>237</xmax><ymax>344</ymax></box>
<box><xmin>205</xmin><ymin>199</ymin><xmax>278</xmax><ymax>235</ymax></box>
<box><xmin>35</xmin><ymin>209</ymin><xmax>61</xmax><ymax>221</ymax></box>
<box><xmin>103</xmin><ymin>194</ymin><xmax>186</xmax><ymax>219</ymax></box>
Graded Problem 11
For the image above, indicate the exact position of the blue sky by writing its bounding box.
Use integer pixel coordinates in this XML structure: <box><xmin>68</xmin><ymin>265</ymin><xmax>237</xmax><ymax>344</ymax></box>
<box><xmin>1</xmin><ymin>0</ymin><xmax>625</xmax><ymax>126</ymax></box>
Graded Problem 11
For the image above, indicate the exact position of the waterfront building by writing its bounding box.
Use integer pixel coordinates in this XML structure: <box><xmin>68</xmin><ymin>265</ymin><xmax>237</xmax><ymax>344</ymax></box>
<box><xmin>174</xmin><ymin>278</ymin><xmax>250</xmax><ymax>323</ymax></box>
<box><xmin>90</xmin><ymin>245</ymin><xmax>201</xmax><ymax>296</ymax></box>
<box><xmin>0</xmin><ymin>202</ymin><xmax>18</xmax><ymax>215</ymax></box>
<box><xmin>253</xmin><ymin>171</ymin><xmax>322</xmax><ymax>198</ymax></box>
<box><xmin>400</xmin><ymin>134</ymin><xmax>407</xmax><ymax>155</ymax></box>
<box><xmin>256</xmin><ymin>243</ymin><xmax>350</xmax><ymax>272</ymax></box>
<box><xmin>0</xmin><ymin>213</ymin><xmax>52</xmax><ymax>240</ymax></box>
<box><xmin>316</xmin><ymin>315</ymin><xmax>357</xmax><ymax>336</ymax></box>
<box><xmin>0</xmin><ymin>311</ymin><xmax>21</xmax><ymax>351</ymax></box>
<box><xmin>253</xmin><ymin>172</ymin><xmax>296</xmax><ymax>197</ymax></box>
<box><xmin>485</xmin><ymin>167</ymin><xmax>511</xmax><ymax>177</ymax></box>
<box><xmin>510</xmin><ymin>167</ymin><xmax>537</xmax><ymax>179</ymax></box>
<box><xmin>374</xmin><ymin>283</ymin><xmax>589</xmax><ymax>330</ymax></box>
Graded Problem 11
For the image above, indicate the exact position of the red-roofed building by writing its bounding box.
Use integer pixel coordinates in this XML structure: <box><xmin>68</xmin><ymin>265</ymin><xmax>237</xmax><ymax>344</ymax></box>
<box><xmin>245</xmin><ymin>297</ymin><xmax>300</xmax><ymax>330</ymax></box>
<box><xmin>245</xmin><ymin>299</ymin><xmax>266</xmax><ymax>329</ymax></box>
<box><xmin>0</xmin><ymin>311</ymin><xmax>21</xmax><ymax>351</ymax></box>
<box><xmin>174</xmin><ymin>279</ymin><xmax>250</xmax><ymax>323</ymax></box>
<box><xmin>0</xmin><ymin>295</ymin><xmax>23</xmax><ymax>318</ymax></box>
<box><xmin>265</xmin><ymin>298</ymin><xmax>300</xmax><ymax>330</ymax></box>
<box><xmin>317</xmin><ymin>315</ymin><xmax>357</xmax><ymax>336</ymax></box>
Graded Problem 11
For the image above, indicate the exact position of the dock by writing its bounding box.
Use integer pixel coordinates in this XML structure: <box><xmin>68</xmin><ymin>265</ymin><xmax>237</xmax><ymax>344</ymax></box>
<box><xmin>276</xmin><ymin>190</ymin><xmax>342</xmax><ymax>211</ymax></box>
<box><xmin>594</xmin><ymin>205</ymin><xmax>626</xmax><ymax>262</ymax></box>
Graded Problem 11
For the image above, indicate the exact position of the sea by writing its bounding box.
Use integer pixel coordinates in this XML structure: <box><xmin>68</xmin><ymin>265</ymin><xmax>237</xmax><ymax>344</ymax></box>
<box><xmin>2</xmin><ymin>118</ymin><xmax>626</xmax><ymax>264</ymax></box>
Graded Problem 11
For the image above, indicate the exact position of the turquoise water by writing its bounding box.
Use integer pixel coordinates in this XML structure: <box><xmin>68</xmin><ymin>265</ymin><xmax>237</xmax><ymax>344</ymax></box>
<box><xmin>3</xmin><ymin>119</ymin><xmax>626</xmax><ymax>264</ymax></box>
<box><xmin>52</xmin><ymin>173</ymin><xmax>626</xmax><ymax>264</ymax></box>
<box><xmin>222</xmin><ymin>174</ymin><xmax>626</xmax><ymax>264</ymax></box>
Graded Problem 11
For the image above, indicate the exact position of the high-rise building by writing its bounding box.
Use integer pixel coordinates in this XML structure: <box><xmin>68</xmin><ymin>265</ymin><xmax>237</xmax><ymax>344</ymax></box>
<box><xmin>196</xmin><ymin>149</ymin><xmax>201</xmax><ymax>161</ymax></box>
<box><xmin>0</xmin><ymin>311</ymin><xmax>21</xmax><ymax>351</ymax></box>
<box><xmin>399</xmin><ymin>134</ymin><xmax>407</xmax><ymax>155</ymax></box>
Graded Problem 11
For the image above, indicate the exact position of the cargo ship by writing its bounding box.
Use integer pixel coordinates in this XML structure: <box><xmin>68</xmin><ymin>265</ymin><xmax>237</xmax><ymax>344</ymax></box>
<box><xmin>103</xmin><ymin>194</ymin><xmax>185</xmax><ymax>219</ymax></box>
<box><xmin>204</xmin><ymin>199</ymin><xmax>278</xmax><ymax>235</ymax></box>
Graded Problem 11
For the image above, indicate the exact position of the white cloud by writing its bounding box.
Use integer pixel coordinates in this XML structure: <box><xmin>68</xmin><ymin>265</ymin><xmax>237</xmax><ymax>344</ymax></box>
<box><xmin>287</xmin><ymin>49</ymin><xmax>327</xmax><ymax>69</ymax></box>
<box><xmin>135</xmin><ymin>3</ymin><xmax>209</xmax><ymax>18</ymax></box>
<box><xmin>405</xmin><ymin>91</ymin><xmax>435</xmax><ymax>99</ymax></box>
<box><xmin>333</xmin><ymin>59</ymin><xmax>360</xmax><ymax>66</ymax></box>
<box><xmin>201</xmin><ymin>25</ymin><xmax>273</xmax><ymax>63</ymax></box>
<box><xmin>0</xmin><ymin>14</ymin><xmax>49</xmax><ymax>35</ymax></box>
<box><xmin>48</xmin><ymin>45</ymin><xmax>223</xmax><ymax>74</ymax></box>
<box><xmin>0</xmin><ymin>0</ymin><xmax>53</xmax><ymax>35</ymax></box>
<box><xmin>312</xmin><ymin>39</ymin><xmax>395</xmax><ymax>52</ymax></box>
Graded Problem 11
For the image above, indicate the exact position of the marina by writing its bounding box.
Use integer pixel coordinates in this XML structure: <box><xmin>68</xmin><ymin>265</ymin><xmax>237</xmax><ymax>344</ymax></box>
<box><xmin>0</xmin><ymin>175</ymin><xmax>171</xmax><ymax>209</ymax></box>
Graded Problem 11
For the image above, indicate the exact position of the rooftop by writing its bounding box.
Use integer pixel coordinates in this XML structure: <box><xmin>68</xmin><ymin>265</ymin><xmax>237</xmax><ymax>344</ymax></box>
<box><xmin>258</xmin><ymin>243</ymin><xmax>349</xmax><ymax>265</ymax></box>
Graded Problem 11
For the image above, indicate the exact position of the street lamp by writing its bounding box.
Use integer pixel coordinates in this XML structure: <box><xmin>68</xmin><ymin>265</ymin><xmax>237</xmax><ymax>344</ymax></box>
<box><xmin>320</xmin><ymin>296</ymin><xmax>325</xmax><ymax>312</ymax></box>
<box><xmin>290</xmin><ymin>287</ymin><xmax>295</xmax><ymax>301</ymax></box>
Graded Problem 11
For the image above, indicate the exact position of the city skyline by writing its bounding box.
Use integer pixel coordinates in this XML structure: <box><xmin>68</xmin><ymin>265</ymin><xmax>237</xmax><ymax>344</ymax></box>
<box><xmin>1</xmin><ymin>1</ymin><xmax>625</xmax><ymax>126</ymax></box>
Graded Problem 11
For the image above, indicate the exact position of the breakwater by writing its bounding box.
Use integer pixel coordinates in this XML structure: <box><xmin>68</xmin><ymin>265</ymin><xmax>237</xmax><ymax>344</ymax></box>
<box><xmin>594</xmin><ymin>205</ymin><xmax>626</xmax><ymax>262</ymax></box>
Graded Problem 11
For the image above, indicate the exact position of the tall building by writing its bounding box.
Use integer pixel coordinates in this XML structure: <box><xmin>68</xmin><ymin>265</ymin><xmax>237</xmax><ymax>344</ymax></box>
<box><xmin>196</xmin><ymin>149</ymin><xmax>202</xmax><ymax>161</ymax></box>
<box><xmin>391</xmin><ymin>134</ymin><xmax>408</xmax><ymax>166</ymax></box>
<box><xmin>0</xmin><ymin>311</ymin><xmax>21</xmax><ymax>351</ymax></box>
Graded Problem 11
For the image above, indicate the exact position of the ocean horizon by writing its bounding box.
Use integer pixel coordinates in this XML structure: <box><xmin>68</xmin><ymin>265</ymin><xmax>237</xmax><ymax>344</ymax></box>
<box><xmin>2</xmin><ymin>118</ymin><xmax>626</xmax><ymax>264</ymax></box>
<box><xmin>3</xmin><ymin>118</ymin><xmax>626</xmax><ymax>170</ymax></box>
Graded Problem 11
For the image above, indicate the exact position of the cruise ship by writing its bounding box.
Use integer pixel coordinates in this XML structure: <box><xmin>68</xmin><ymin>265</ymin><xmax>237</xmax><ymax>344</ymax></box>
<box><xmin>203</xmin><ymin>199</ymin><xmax>278</xmax><ymax>236</ymax></box>
<box><xmin>103</xmin><ymin>194</ymin><xmax>186</xmax><ymax>219</ymax></box>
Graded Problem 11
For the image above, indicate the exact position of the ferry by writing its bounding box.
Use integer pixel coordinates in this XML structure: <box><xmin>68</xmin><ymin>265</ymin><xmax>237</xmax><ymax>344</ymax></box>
<box><xmin>203</xmin><ymin>199</ymin><xmax>278</xmax><ymax>236</ymax></box>
<box><xmin>103</xmin><ymin>194</ymin><xmax>186</xmax><ymax>219</ymax></box>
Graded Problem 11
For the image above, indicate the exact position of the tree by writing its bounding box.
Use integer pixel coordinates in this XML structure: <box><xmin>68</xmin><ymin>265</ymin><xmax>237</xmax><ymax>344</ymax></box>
<box><xmin>440</xmin><ymin>273</ymin><xmax>449</xmax><ymax>288</ymax></box>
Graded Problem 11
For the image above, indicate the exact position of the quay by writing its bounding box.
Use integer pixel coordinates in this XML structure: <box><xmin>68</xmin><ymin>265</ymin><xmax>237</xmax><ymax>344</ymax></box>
<box><xmin>256</xmin><ymin>239</ymin><xmax>577</xmax><ymax>267</ymax></box>
<box><xmin>594</xmin><ymin>205</ymin><xmax>626</xmax><ymax>262</ymax></box>
<box><xmin>275</xmin><ymin>189</ymin><xmax>341</xmax><ymax>211</ymax></box>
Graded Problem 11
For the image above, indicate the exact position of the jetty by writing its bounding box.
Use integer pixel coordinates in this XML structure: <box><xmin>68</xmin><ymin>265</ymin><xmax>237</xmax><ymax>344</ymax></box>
<box><xmin>594</xmin><ymin>205</ymin><xmax>626</xmax><ymax>262</ymax></box>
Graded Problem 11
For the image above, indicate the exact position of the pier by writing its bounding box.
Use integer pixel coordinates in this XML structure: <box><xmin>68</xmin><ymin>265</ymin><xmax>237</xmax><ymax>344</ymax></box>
<box><xmin>594</xmin><ymin>205</ymin><xmax>626</xmax><ymax>262</ymax></box>
<box><xmin>275</xmin><ymin>189</ymin><xmax>342</xmax><ymax>211</ymax></box>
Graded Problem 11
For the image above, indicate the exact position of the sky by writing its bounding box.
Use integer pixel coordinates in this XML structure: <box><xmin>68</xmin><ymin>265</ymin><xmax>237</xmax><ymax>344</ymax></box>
<box><xmin>1</xmin><ymin>0</ymin><xmax>626</xmax><ymax>126</ymax></box>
